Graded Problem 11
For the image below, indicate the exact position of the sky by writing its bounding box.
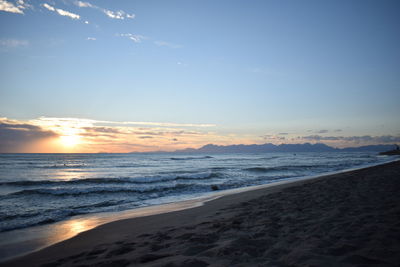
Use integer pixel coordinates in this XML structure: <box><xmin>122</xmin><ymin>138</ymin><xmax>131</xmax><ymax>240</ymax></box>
<box><xmin>1</xmin><ymin>0</ymin><xmax>400</xmax><ymax>153</ymax></box>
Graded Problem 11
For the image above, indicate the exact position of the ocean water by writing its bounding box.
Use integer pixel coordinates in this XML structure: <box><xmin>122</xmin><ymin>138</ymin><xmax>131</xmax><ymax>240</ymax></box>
<box><xmin>0</xmin><ymin>152</ymin><xmax>396</xmax><ymax>233</ymax></box>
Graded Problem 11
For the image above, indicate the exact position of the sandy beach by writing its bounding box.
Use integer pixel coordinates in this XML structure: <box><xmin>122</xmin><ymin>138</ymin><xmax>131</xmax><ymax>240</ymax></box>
<box><xmin>3</xmin><ymin>160</ymin><xmax>400</xmax><ymax>267</ymax></box>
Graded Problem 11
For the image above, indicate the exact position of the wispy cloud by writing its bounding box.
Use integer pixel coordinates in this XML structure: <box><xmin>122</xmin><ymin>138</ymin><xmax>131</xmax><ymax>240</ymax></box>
<box><xmin>260</xmin><ymin>134</ymin><xmax>286</xmax><ymax>142</ymax></box>
<box><xmin>22</xmin><ymin>117</ymin><xmax>221</xmax><ymax>152</ymax></box>
<box><xmin>259</xmin><ymin>132</ymin><xmax>400</xmax><ymax>148</ymax></box>
<box><xmin>102</xmin><ymin>9</ymin><xmax>135</xmax><ymax>20</ymax></box>
<box><xmin>42</xmin><ymin>3</ymin><xmax>55</xmax><ymax>11</ymax></box>
<box><xmin>101</xmin><ymin>120</ymin><xmax>216</xmax><ymax>128</ymax></box>
<box><xmin>138</xmin><ymin>136</ymin><xmax>154</xmax><ymax>139</ymax></box>
<box><xmin>117</xmin><ymin>33</ymin><xmax>147</xmax><ymax>43</ymax></box>
<box><xmin>16</xmin><ymin>0</ymin><xmax>32</xmax><ymax>10</ymax></box>
<box><xmin>55</xmin><ymin>9</ymin><xmax>80</xmax><ymax>20</ymax></box>
<box><xmin>74</xmin><ymin>1</ymin><xmax>135</xmax><ymax>20</ymax></box>
<box><xmin>0</xmin><ymin>0</ymin><xmax>24</xmax><ymax>14</ymax></box>
<box><xmin>31</xmin><ymin>117</ymin><xmax>216</xmax><ymax>129</ymax></box>
<box><xmin>103</xmin><ymin>10</ymin><xmax>124</xmax><ymax>19</ymax></box>
<box><xmin>87</xmin><ymin>37</ymin><xmax>96</xmax><ymax>41</ymax></box>
<box><xmin>302</xmin><ymin>135</ymin><xmax>400</xmax><ymax>144</ymax></box>
<box><xmin>42</xmin><ymin>3</ymin><xmax>80</xmax><ymax>20</ymax></box>
<box><xmin>4</xmin><ymin>116</ymin><xmax>398</xmax><ymax>153</ymax></box>
<box><xmin>154</xmin><ymin>41</ymin><xmax>182</xmax><ymax>49</ymax></box>
<box><xmin>0</xmin><ymin>39</ymin><xmax>29</xmax><ymax>48</ymax></box>
<box><xmin>75</xmin><ymin>1</ymin><xmax>93</xmax><ymax>8</ymax></box>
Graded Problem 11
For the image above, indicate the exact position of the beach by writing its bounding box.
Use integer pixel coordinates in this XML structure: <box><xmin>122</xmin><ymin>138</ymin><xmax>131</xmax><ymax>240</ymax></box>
<box><xmin>3</xmin><ymin>160</ymin><xmax>400</xmax><ymax>267</ymax></box>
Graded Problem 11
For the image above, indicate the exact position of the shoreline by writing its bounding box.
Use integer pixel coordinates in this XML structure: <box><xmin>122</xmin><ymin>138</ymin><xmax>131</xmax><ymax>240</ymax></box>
<box><xmin>0</xmin><ymin>158</ymin><xmax>398</xmax><ymax>263</ymax></box>
<box><xmin>3</xmin><ymin>159</ymin><xmax>400</xmax><ymax>266</ymax></box>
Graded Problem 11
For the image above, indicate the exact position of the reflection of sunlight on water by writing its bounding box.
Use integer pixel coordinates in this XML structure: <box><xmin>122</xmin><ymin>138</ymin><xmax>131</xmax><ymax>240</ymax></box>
<box><xmin>0</xmin><ymin>198</ymin><xmax>205</xmax><ymax>261</ymax></box>
<box><xmin>53</xmin><ymin>170</ymin><xmax>88</xmax><ymax>181</ymax></box>
<box><xmin>44</xmin><ymin>217</ymin><xmax>100</xmax><ymax>246</ymax></box>
<box><xmin>68</xmin><ymin>220</ymin><xmax>91</xmax><ymax>235</ymax></box>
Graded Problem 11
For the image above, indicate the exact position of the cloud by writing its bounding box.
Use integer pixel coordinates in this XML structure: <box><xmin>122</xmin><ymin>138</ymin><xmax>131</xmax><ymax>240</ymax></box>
<box><xmin>102</xmin><ymin>9</ymin><xmax>135</xmax><ymax>20</ymax></box>
<box><xmin>116</xmin><ymin>121</ymin><xmax>215</xmax><ymax>128</ymax></box>
<box><xmin>103</xmin><ymin>9</ymin><xmax>124</xmax><ymax>19</ymax></box>
<box><xmin>79</xmin><ymin>127</ymin><xmax>121</xmax><ymax>138</ymax></box>
<box><xmin>83</xmin><ymin>127</ymin><xmax>121</xmax><ymax>134</ymax></box>
<box><xmin>138</xmin><ymin>136</ymin><xmax>154</xmax><ymax>139</ymax></box>
<box><xmin>0</xmin><ymin>39</ymin><xmax>29</xmax><ymax>48</ymax></box>
<box><xmin>0</xmin><ymin>0</ymin><xmax>24</xmax><ymax>14</ymax></box>
<box><xmin>302</xmin><ymin>135</ymin><xmax>400</xmax><ymax>144</ymax></box>
<box><xmin>302</xmin><ymin>135</ymin><xmax>340</xmax><ymax>141</ymax></box>
<box><xmin>154</xmin><ymin>41</ymin><xmax>182</xmax><ymax>49</ymax></box>
<box><xmin>34</xmin><ymin>116</ymin><xmax>215</xmax><ymax>128</ymax></box>
<box><xmin>1</xmin><ymin>116</ymin><xmax>232</xmax><ymax>153</ymax></box>
<box><xmin>75</xmin><ymin>1</ymin><xmax>93</xmax><ymax>8</ymax></box>
<box><xmin>278</xmin><ymin>132</ymin><xmax>288</xmax><ymax>135</ymax></box>
<box><xmin>118</xmin><ymin>33</ymin><xmax>147</xmax><ymax>43</ymax></box>
<box><xmin>0</xmin><ymin>119</ymin><xmax>58</xmax><ymax>153</ymax></box>
<box><xmin>56</xmin><ymin>8</ymin><xmax>80</xmax><ymax>19</ymax></box>
<box><xmin>42</xmin><ymin>3</ymin><xmax>80</xmax><ymax>20</ymax></box>
<box><xmin>74</xmin><ymin>1</ymin><xmax>135</xmax><ymax>20</ymax></box>
<box><xmin>260</xmin><ymin>134</ymin><xmax>286</xmax><ymax>142</ymax></box>
<box><xmin>316</xmin><ymin>129</ymin><xmax>329</xmax><ymax>134</ymax></box>
<box><xmin>260</xmin><ymin>134</ymin><xmax>272</xmax><ymax>140</ymax></box>
<box><xmin>16</xmin><ymin>0</ymin><xmax>32</xmax><ymax>10</ymax></box>
<box><xmin>87</xmin><ymin>37</ymin><xmax>96</xmax><ymax>41</ymax></box>
<box><xmin>130</xmin><ymin>129</ymin><xmax>204</xmax><ymax>137</ymax></box>
<box><xmin>42</xmin><ymin>3</ymin><xmax>55</xmax><ymax>11</ymax></box>
<box><xmin>56</xmin><ymin>9</ymin><xmax>80</xmax><ymax>19</ymax></box>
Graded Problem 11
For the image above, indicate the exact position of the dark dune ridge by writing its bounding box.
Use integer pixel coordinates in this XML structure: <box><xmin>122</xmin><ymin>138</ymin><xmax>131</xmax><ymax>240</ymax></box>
<box><xmin>4</xmin><ymin>161</ymin><xmax>400</xmax><ymax>267</ymax></box>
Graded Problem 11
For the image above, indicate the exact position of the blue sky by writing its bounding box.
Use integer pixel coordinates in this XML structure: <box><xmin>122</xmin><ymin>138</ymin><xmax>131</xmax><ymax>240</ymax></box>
<box><xmin>1</xmin><ymin>0</ymin><xmax>400</xmax><ymax>152</ymax></box>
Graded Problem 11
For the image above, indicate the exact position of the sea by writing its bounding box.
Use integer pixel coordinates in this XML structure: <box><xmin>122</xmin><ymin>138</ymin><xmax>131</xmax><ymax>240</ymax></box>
<box><xmin>0</xmin><ymin>152</ymin><xmax>397</xmax><ymax>235</ymax></box>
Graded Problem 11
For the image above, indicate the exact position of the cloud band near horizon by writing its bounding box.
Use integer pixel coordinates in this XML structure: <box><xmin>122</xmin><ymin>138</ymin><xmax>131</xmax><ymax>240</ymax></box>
<box><xmin>0</xmin><ymin>117</ymin><xmax>399</xmax><ymax>153</ymax></box>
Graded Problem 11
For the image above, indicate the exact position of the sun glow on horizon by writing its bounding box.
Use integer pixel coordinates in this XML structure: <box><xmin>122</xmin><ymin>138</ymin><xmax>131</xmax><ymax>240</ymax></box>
<box><xmin>2</xmin><ymin>116</ymin><xmax>398</xmax><ymax>153</ymax></box>
<box><xmin>59</xmin><ymin>135</ymin><xmax>81</xmax><ymax>148</ymax></box>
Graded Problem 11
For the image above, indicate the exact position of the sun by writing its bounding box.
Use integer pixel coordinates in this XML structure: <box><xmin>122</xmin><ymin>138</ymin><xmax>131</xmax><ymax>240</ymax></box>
<box><xmin>59</xmin><ymin>135</ymin><xmax>81</xmax><ymax>148</ymax></box>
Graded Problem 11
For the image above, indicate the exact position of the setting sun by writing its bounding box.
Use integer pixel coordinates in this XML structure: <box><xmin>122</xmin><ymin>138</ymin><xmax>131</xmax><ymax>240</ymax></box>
<box><xmin>59</xmin><ymin>135</ymin><xmax>81</xmax><ymax>148</ymax></box>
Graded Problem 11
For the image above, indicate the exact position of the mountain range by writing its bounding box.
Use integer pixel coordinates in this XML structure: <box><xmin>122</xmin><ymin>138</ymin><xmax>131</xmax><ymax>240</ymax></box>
<box><xmin>132</xmin><ymin>143</ymin><xmax>398</xmax><ymax>154</ymax></box>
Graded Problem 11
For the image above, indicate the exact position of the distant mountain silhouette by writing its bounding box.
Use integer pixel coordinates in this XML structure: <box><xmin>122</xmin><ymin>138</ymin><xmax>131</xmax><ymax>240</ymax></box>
<box><xmin>172</xmin><ymin>143</ymin><xmax>397</xmax><ymax>153</ymax></box>
<box><xmin>130</xmin><ymin>143</ymin><xmax>397</xmax><ymax>154</ymax></box>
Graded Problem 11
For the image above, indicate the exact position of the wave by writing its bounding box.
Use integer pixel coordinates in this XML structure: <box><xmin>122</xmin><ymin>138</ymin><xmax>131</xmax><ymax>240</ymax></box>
<box><xmin>0</xmin><ymin>152</ymin><xmax>386</xmax><ymax>233</ymax></box>
<box><xmin>115</xmin><ymin>164</ymin><xmax>148</xmax><ymax>168</ymax></box>
<box><xmin>258</xmin><ymin>156</ymin><xmax>280</xmax><ymax>160</ymax></box>
<box><xmin>244</xmin><ymin>167</ymin><xmax>271</xmax><ymax>172</ymax></box>
<box><xmin>5</xmin><ymin>183</ymin><xmax>198</xmax><ymax>197</ymax></box>
<box><xmin>7</xmin><ymin>187</ymin><xmax>160</xmax><ymax>197</ymax></box>
<box><xmin>1</xmin><ymin>172</ymin><xmax>221</xmax><ymax>187</ymax></box>
<box><xmin>34</xmin><ymin>164</ymin><xmax>87</xmax><ymax>169</ymax></box>
<box><xmin>242</xmin><ymin>160</ymin><xmax>373</xmax><ymax>173</ymax></box>
<box><xmin>1</xmin><ymin>200</ymin><xmax>125</xmax><ymax>222</ymax></box>
<box><xmin>0</xmin><ymin>200</ymin><xmax>131</xmax><ymax>232</ymax></box>
<box><xmin>0</xmin><ymin>210</ymin><xmax>77</xmax><ymax>232</ymax></box>
<box><xmin>243</xmin><ymin>165</ymin><xmax>318</xmax><ymax>173</ymax></box>
<box><xmin>170</xmin><ymin>156</ymin><xmax>213</xmax><ymax>160</ymax></box>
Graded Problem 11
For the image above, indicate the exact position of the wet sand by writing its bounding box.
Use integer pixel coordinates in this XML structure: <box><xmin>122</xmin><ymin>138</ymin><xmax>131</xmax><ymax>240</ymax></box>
<box><xmin>3</xmin><ymin>160</ymin><xmax>400</xmax><ymax>266</ymax></box>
